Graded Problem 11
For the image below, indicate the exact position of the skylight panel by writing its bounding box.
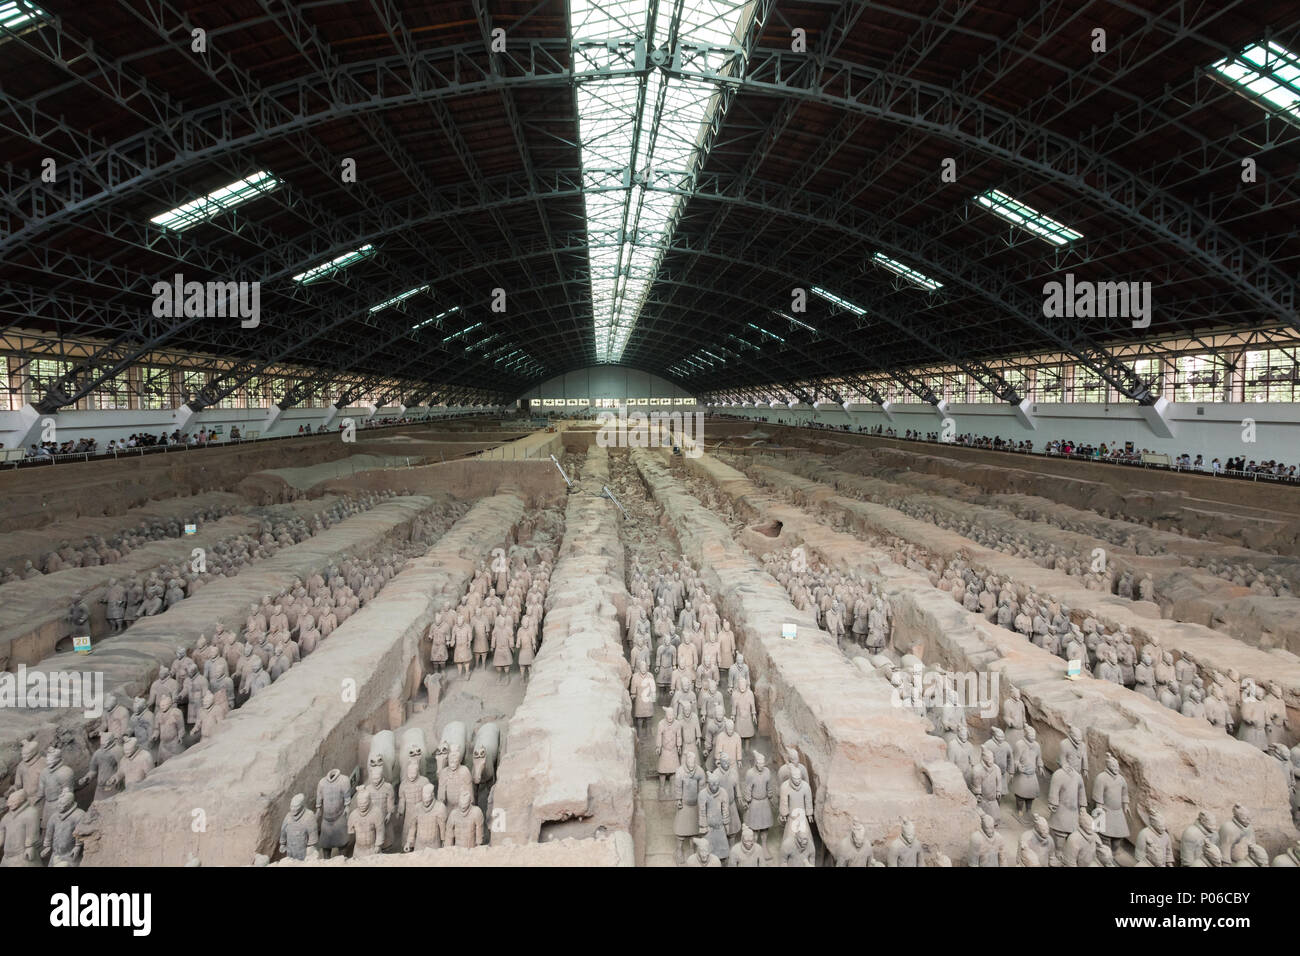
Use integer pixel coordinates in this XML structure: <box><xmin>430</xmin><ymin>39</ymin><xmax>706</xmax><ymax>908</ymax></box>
<box><xmin>811</xmin><ymin>286</ymin><xmax>868</xmax><ymax>316</ymax></box>
<box><xmin>1209</xmin><ymin>41</ymin><xmax>1300</xmax><ymax>126</ymax></box>
<box><xmin>370</xmin><ymin>285</ymin><xmax>429</xmax><ymax>313</ymax></box>
<box><xmin>974</xmin><ymin>188</ymin><xmax>1082</xmax><ymax>246</ymax></box>
<box><xmin>150</xmin><ymin>170</ymin><xmax>283</xmax><ymax>232</ymax></box>
<box><xmin>774</xmin><ymin>310</ymin><xmax>817</xmax><ymax>333</ymax></box>
<box><xmin>441</xmin><ymin>321</ymin><xmax>482</xmax><ymax>344</ymax></box>
<box><xmin>872</xmin><ymin>253</ymin><xmax>944</xmax><ymax>291</ymax></box>
<box><xmin>747</xmin><ymin>322</ymin><xmax>786</xmax><ymax>343</ymax></box>
<box><xmin>0</xmin><ymin>1</ymin><xmax>49</xmax><ymax>35</ymax></box>
<box><xmin>466</xmin><ymin>332</ymin><xmax>502</xmax><ymax>352</ymax></box>
<box><xmin>571</xmin><ymin>0</ymin><xmax>754</xmax><ymax>364</ymax></box>
<box><xmin>292</xmin><ymin>243</ymin><xmax>376</xmax><ymax>284</ymax></box>
<box><xmin>411</xmin><ymin>306</ymin><xmax>459</xmax><ymax>332</ymax></box>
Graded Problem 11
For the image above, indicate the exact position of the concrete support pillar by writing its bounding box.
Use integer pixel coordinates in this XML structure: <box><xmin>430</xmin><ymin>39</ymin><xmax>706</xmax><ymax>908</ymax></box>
<box><xmin>319</xmin><ymin>404</ymin><xmax>344</xmax><ymax>431</ymax></box>
<box><xmin>172</xmin><ymin>403</ymin><xmax>200</xmax><ymax>435</ymax></box>
<box><xmin>1012</xmin><ymin>397</ymin><xmax>1037</xmax><ymax>430</ymax></box>
<box><xmin>261</xmin><ymin>404</ymin><xmax>287</xmax><ymax>435</ymax></box>
<box><xmin>1138</xmin><ymin>396</ymin><xmax>1176</xmax><ymax>439</ymax></box>
<box><xmin>10</xmin><ymin>403</ymin><xmax>47</xmax><ymax>452</ymax></box>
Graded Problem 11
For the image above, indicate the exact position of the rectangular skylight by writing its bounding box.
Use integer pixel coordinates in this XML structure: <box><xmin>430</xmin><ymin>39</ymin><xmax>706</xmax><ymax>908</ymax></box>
<box><xmin>292</xmin><ymin>243</ymin><xmax>376</xmax><ymax>284</ymax></box>
<box><xmin>465</xmin><ymin>332</ymin><xmax>502</xmax><ymax>352</ymax></box>
<box><xmin>0</xmin><ymin>1</ymin><xmax>49</xmax><ymax>34</ymax></box>
<box><xmin>411</xmin><ymin>306</ymin><xmax>460</xmax><ymax>332</ymax></box>
<box><xmin>150</xmin><ymin>170</ymin><xmax>283</xmax><ymax>232</ymax></box>
<box><xmin>774</xmin><ymin>310</ymin><xmax>817</xmax><ymax>333</ymax></box>
<box><xmin>974</xmin><ymin>188</ymin><xmax>1082</xmax><ymax>246</ymax></box>
<box><xmin>441</xmin><ymin>321</ymin><xmax>482</xmax><ymax>343</ymax></box>
<box><xmin>872</xmin><ymin>253</ymin><xmax>944</xmax><ymax>291</ymax></box>
<box><xmin>571</xmin><ymin>0</ymin><xmax>754</xmax><ymax>364</ymax></box>
<box><xmin>1209</xmin><ymin>41</ymin><xmax>1300</xmax><ymax>126</ymax></box>
<box><xmin>370</xmin><ymin>285</ymin><xmax>429</xmax><ymax>313</ymax></box>
<box><xmin>747</xmin><ymin>322</ymin><xmax>786</xmax><ymax>343</ymax></box>
<box><xmin>811</xmin><ymin>286</ymin><xmax>868</xmax><ymax>316</ymax></box>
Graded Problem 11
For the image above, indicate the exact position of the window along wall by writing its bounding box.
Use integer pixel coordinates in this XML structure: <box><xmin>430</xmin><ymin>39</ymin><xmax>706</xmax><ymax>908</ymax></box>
<box><xmin>777</xmin><ymin>334</ymin><xmax>1300</xmax><ymax>408</ymax></box>
<box><xmin>1</xmin><ymin>341</ymin><xmax>469</xmax><ymax>413</ymax></box>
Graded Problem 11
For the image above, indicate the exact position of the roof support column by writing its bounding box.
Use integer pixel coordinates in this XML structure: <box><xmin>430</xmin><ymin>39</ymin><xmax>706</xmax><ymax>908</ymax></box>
<box><xmin>1138</xmin><ymin>397</ymin><xmax>1177</xmax><ymax>440</ymax></box>
<box><xmin>1012</xmin><ymin>398</ymin><xmax>1037</xmax><ymax>430</ymax></box>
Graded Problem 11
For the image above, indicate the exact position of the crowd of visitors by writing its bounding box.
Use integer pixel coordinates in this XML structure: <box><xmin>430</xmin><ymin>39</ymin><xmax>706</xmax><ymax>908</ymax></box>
<box><xmin>4</xmin><ymin>411</ymin><xmax>490</xmax><ymax>466</ymax></box>
<box><xmin>714</xmin><ymin>413</ymin><xmax>1298</xmax><ymax>483</ymax></box>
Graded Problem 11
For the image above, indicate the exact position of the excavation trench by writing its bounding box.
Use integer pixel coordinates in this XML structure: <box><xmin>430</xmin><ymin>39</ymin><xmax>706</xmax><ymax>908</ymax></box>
<box><xmin>492</xmin><ymin>446</ymin><xmax>637</xmax><ymax>847</ymax></box>
<box><xmin>0</xmin><ymin>495</ymin><xmax>452</xmax><ymax>795</ymax></box>
<box><xmin>607</xmin><ymin>449</ymin><xmax>782</xmax><ymax>865</ymax></box>
<box><xmin>734</xmin><ymin>454</ymin><xmax>1300</xmax><ymax>733</ymax></box>
<box><xmin>775</xmin><ymin>448</ymin><xmax>1300</xmax><ymax>654</ymax></box>
<box><xmin>333</xmin><ymin>501</ymin><xmax>564</xmax><ymax>859</ymax></box>
<box><xmin>0</xmin><ymin>495</ymin><xmax>367</xmax><ymax>669</ymax></box>
<box><xmin>630</xmin><ymin>447</ymin><xmax>978</xmax><ymax>862</ymax></box>
<box><xmin>77</xmin><ymin>493</ymin><xmax>524</xmax><ymax>866</ymax></box>
<box><xmin>689</xmin><ymin>450</ymin><xmax>1299</xmax><ymax>854</ymax></box>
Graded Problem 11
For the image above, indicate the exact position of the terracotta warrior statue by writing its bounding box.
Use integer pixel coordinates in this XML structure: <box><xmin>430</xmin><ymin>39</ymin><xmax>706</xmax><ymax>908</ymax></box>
<box><xmin>1060</xmin><ymin>809</ymin><xmax>1102</xmax><ymax>867</ymax></box>
<box><xmin>728</xmin><ymin>825</ymin><xmax>767</xmax><ymax>867</ymax></box>
<box><xmin>404</xmin><ymin>783</ymin><xmax>446</xmax><ymax>852</ymax></box>
<box><xmin>655</xmin><ymin>708</ymin><xmax>682</xmax><ymax>798</ymax></box>
<box><xmin>347</xmin><ymin>788</ymin><xmax>383</xmax><ymax>858</ymax></box>
<box><xmin>78</xmin><ymin>732</ymin><xmax>123</xmax><ymax>803</ymax></box>
<box><xmin>278</xmin><ymin>793</ymin><xmax>319</xmax><ymax>861</ymax></box>
<box><xmin>779</xmin><ymin>809</ymin><xmax>816</xmax><ymax>867</ymax></box>
<box><xmin>1218</xmin><ymin>803</ymin><xmax>1255</xmax><ymax>861</ymax></box>
<box><xmin>1134</xmin><ymin>807</ymin><xmax>1173</xmax><ymax>867</ymax></box>
<box><xmin>40</xmin><ymin>787</ymin><xmax>85</xmax><ymax>867</ymax></box>
<box><xmin>886</xmin><ymin>818</ymin><xmax>923</xmax><ymax>867</ymax></box>
<box><xmin>437</xmin><ymin>744</ymin><xmax>474</xmax><ymax>810</ymax></box>
<box><xmin>0</xmin><ymin>789</ymin><xmax>40</xmax><ymax>867</ymax></box>
<box><xmin>1179</xmin><ymin>810</ymin><xmax>1217</xmax><ymax>866</ymax></box>
<box><xmin>36</xmin><ymin>746</ymin><xmax>76</xmax><ymax>832</ymax></box>
<box><xmin>697</xmin><ymin>769</ymin><xmax>731</xmax><ymax>862</ymax></box>
<box><xmin>115</xmin><ymin>736</ymin><xmax>154</xmax><ymax>790</ymax></box>
<box><xmin>444</xmin><ymin>789</ymin><xmax>484</xmax><ymax>849</ymax></box>
<box><xmin>1010</xmin><ymin>725</ymin><xmax>1044</xmax><ymax>821</ymax></box>
<box><xmin>154</xmin><ymin>693</ymin><xmax>186</xmax><ymax>764</ymax></box>
<box><xmin>1090</xmin><ymin>753</ymin><xmax>1130</xmax><ymax>849</ymax></box>
<box><xmin>743</xmin><ymin>751</ymin><xmax>776</xmax><ymax>847</ymax></box>
<box><xmin>1047</xmin><ymin>752</ymin><xmax>1086</xmax><ymax>849</ymax></box>
<box><xmin>673</xmin><ymin>750</ymin><xmax>707</xmax><ymax>864</ymax></box>
<box><xmin>1019</xmin><ymin>813</ymin><xmax>1056</xmax><ymax>867</ymax></box>
<box><xmin>967</xmin><ymin>812</ymin><xmax>1008</xmax><ymax>867</ymax></box>
<box><xmin>778</xmin><ymin>765</ymin><xmax>815</xmax><ymax>855</ymax></box>
<box><xmin>835</xmin><ymin>818</ymin><xmax>875</xmax><ymax>866</ymax></box>
<box><xmin>683</xmin><ymin>835</ymin><xmax>722</xmax><ymax>867</ymax></box>
<box><xmin>315</xmin><ymin>769</ymin><xmax>351</xmax><ymax>858</ymax></box>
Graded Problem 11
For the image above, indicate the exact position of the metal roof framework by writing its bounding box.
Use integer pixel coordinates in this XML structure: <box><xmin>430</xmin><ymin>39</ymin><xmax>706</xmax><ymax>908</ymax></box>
<box><xmin>1</xmin><ymin>0</ymin><xmax>1297</xmax><ymax>413</ymax></box>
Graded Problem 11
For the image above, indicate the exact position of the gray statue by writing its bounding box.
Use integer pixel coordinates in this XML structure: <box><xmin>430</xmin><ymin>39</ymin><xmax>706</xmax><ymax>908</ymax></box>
<box><xmin>315</xmin><ymin>769</ymin><xmax>351</xmax><ymax>858</ymax></box>
<box><xmin>1179</xmin><ymin>810</ymin><xmax>1217</xmax><ymax>866</ymax></box>
<box><xmin>278</xmin><ymin>793</ymin><xmax>319</xmax><ymax>861</ymax></box>
<box><xmin>41</xmin><ymin>788</ymin><xmax>85</xmax><ymax>867</ymax></box>
<box><xmin>1134</xmin><ymin>808</ymin><xmax>1173</xmax><ymax>867</ymax></box>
